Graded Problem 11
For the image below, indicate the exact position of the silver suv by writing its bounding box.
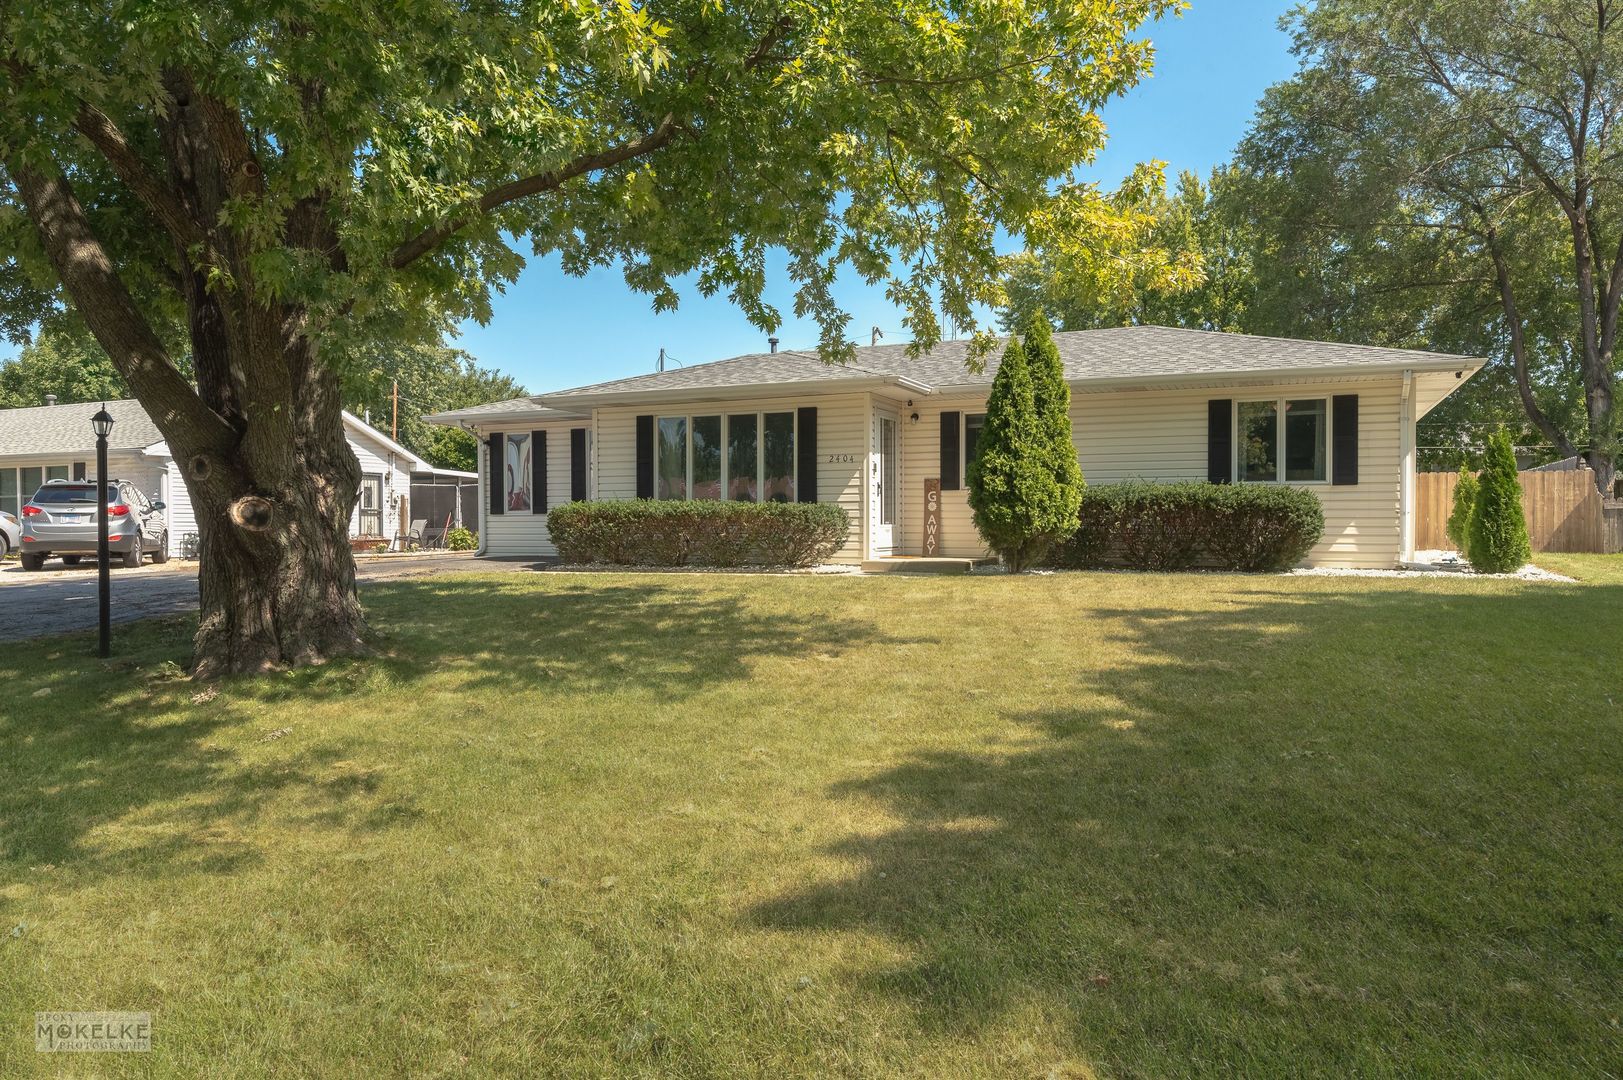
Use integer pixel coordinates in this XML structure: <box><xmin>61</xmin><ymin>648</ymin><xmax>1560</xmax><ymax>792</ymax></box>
<box><xmin>18</xmin><ymin>479</ymin><xmax>169</xmax><ymax>571</ymax></box>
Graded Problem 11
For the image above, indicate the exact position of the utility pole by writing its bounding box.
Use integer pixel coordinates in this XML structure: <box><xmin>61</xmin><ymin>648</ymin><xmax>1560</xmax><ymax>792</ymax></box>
<box><xmin>392</xmin><ymin>379</ymin><xmax>399</xmax><ymax>441</ymax></box>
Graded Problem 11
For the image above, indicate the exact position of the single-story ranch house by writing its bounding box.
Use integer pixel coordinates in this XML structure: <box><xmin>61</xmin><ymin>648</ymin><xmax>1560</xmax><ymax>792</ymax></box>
<box><xmin>427</xmin><ymin>326</ymin><xmax>1483</xmax><ymax>569</ymax></box>
<box><xmin>0</xmin><ymin>398</ymin><xmax>466</xmax><ymax>558</ymax></box>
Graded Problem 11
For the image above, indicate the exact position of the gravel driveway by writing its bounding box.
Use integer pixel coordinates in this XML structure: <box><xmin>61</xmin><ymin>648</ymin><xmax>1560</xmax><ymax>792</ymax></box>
<box><xmin>0</xmin><ymin>553</ymin><xmax>536</xmax><ymax>643</ymax></box>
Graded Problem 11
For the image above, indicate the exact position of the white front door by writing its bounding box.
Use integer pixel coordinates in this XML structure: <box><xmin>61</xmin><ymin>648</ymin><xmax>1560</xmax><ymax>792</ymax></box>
<box><xmin>870</xmin><ymin>409</ymin><xmax>899</xmax><ymax>557</ymax></box>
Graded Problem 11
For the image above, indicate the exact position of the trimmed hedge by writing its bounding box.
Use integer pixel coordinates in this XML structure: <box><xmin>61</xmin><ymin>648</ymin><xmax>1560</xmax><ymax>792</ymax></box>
<box><xmin>1049</xmin><ymin>481</ymin><xmax>1325</xmax><ymax>572</ymax></box>
<box><xmin>546</xmin><ymin>500</ymin><xmax>850</xmax><ymax>568</ymax></box>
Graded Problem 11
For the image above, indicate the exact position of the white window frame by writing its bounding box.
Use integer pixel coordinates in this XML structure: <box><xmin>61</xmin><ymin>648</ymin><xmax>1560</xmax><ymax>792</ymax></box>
<box><xmin>655</xmin><ymin>411</ymin><xmax>799</xmax><ymax>502</ymax></box>
<box><xmin>1233</xmin><ymin>397</ymin><xmax>1332</xmax><ymax>485</ymax></box>
<box><xmin>961</xmin><ymin>412</ymin><xmax>987</xmax><ymax>476</ymax></box>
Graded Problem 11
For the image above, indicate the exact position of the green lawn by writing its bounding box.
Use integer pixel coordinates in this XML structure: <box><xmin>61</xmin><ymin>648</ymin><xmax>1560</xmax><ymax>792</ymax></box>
<box><xmin>3</xmin><ymin>560</ymin><xmax>1621</xmax><ymax>1077</ymax></box>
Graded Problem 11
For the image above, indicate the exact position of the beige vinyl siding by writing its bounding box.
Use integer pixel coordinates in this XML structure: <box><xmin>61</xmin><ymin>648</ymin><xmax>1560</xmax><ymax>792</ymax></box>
<box><xmin>900</xmin><ymin>375</ymin><xmax>1407</xmax><ymax>569</ymax></box>
<box><xmin>480</xmin><ymin>419</ymin><xmax>590</xmax><ymax>556</ymax></box>
<box><xmin>593</xmin><ymin>393</ymin><xmax>869</xmax><ymax>564</ymax></box>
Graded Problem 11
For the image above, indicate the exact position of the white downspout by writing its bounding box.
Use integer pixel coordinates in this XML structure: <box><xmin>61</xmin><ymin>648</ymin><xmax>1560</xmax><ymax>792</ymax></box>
<box><xmin>1399</xmin><ymin>369</ymin><xmax>1416</xmax><ymax>563</ymax></box>
<box><xmin>469</xmin><ymin>423</ymin><xmax>489</xmax><ymax>557</ymax></box>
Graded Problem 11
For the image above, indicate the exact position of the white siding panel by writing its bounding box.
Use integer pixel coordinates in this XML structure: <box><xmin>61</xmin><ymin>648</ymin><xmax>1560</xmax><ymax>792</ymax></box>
<box><xmin>162</xmin><ymin>459</ymin><xmax>199</xmax><ymax>557</ymax></box>
<box><xmin>899</xmin><ymin>376</ymin><xmax>1407</xmax><ymax>569</ymax></box>
<box><xmin>481</xmin><ymin>419</ymin><xmax>593</xmax><ymax>557</ymax></box>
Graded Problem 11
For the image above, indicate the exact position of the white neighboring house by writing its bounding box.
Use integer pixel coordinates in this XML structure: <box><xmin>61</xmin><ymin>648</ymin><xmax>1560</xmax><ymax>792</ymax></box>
<box><xmin>427</xmin><ymin>326</ymin><xmax>1485</xmax><ymax>569</ymax></box>
<box><xmin>0</xmin><ymin>398</ymin><xmax>430</xmax><ymax>558</ymax></box>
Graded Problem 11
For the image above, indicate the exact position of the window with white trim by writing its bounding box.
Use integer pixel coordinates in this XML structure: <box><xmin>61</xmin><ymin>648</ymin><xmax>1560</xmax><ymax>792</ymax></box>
<box><xmin>658</xmin><ymin>412</ymin><xmax>796</xmax><ymax>503</ymax></box>
<box><xmin>1237</xmin><ymin>398</ymin><xmax>1328</xmax><ymax>483</ymax></box>
<box><xmin>963</xmin><ymin>412</ymin><xmax>986</xmax><ymax>474</ymax></box>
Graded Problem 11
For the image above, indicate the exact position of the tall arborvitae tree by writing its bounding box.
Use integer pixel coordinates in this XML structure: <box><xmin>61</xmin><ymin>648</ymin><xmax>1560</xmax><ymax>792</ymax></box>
<box><xmin>1021</xmin><ymin>311</ymin><xmax>1084</xmax><ymax>527</ymax></box>
<box><xmin>1468</xmin><ymin>430</ymin><xmax>1532</xmax><ymax>573</ymax></box>
<box><xmin>967</xmin><ymin>326</ymin><xmax>1080</xmax><ymax>572</ymax></box>
<box><xmin>0</xmin><ymin>0</ymin><xmax>1181</xmax><ymax>676</ymax></box>
<box><xmin>1446</xmin><ymin>464</ymin><xmax>1479</xmax><ymax>557</ymax></box>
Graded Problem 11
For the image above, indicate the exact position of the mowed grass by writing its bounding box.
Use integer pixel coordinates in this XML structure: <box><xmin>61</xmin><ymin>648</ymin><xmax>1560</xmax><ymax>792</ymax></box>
<box><xmin>2</xmin><ymin>560</ymin><xmax>1621</xmax><ymax>1077</ymax></box>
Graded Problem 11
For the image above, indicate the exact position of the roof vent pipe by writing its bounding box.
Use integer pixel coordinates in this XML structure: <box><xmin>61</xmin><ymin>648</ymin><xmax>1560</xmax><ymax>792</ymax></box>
<box><xmin>45</xmin><ymin>393</ymin><xmax>57</xmax><ymax>406</ymax></box>
<box><xmin>768</xmin><ymin>337</ymin><xmax>779</xmax><ymax>353</ymax></box>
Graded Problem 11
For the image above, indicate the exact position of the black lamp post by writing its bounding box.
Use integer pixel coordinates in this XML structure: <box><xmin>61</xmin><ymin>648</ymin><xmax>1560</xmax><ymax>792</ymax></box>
<box><xmin>91</xmin><ymin>405</ymin><xmax>114</xmax><ymax>658</ymax></box>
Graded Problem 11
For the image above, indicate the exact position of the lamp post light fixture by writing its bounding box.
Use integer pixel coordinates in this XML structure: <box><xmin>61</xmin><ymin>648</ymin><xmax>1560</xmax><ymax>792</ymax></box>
<box><xmin>91</xmin><ymin>405</ymin><xmax>114</xmax><ymax>658</ymax></box>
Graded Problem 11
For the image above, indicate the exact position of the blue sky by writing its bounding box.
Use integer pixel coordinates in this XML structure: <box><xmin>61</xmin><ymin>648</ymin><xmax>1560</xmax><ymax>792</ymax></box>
<box><xmin>462</xmin><ymin>0</ymin><xmax>1302</xmax><ymax>394</ymax></box>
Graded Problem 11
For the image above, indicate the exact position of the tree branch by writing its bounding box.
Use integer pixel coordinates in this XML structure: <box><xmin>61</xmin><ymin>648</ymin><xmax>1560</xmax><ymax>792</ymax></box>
<box><xmin>1484</xmin><ymin>223</ymin><xmax>1578</xmax><ymax>457</ymax></box>
<box><xmin>7</xmin><ymin>158</ymin><xmax>234</xmax><ymax>453</ymax></box>
<box><xmin>70</xmin><ymin>101</ymin><xmax>207</xmax><ymax>252</ymax></box>
<box><xmin>388</xmin><ymin>114</ymin><xmax>679</xmax><ymax>270</ymax></box>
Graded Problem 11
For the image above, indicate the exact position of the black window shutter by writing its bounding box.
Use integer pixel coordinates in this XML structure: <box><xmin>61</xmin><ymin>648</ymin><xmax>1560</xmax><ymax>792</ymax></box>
<box><xmin>72</xmin><ymin>461</ymin><xmax>86</xmax><ymax>480</ymax></box>
<box><xmin>488</xmin><ymin>432</ymin><xmax>506</xmax><ymax>515</ymax></box>
<box><xmin>797</xmin><ymin>407</ymin><xmax>818</xmax><ymax>503</ymax></box>
<box><xmin>940</xmin><ymin>411</ymin><xmax>962</xmax><ymax>490</ymax></box>
<box><xmin>532</xmin><ymin>430</ymin><xmax>548</xmax><ymax>513</ymax></box>
<box><xmin>570</xmin><ymin>428</ymin><xmax>588</xmax><ymax>502</ymax></box>
<box><xmin>1333</xmin><ymin>394</ymin><xmax>1359</xmax><ymax>485</ymax></box>
<box><xmin>635</xmin><ymin>415</ymin><xmax>654</xmax><ymax>498</ymax></box>
<box><xmin>1207</xmin><ymin>400</ymin><xmax>1233</xmax><ymax>484</ymax></box>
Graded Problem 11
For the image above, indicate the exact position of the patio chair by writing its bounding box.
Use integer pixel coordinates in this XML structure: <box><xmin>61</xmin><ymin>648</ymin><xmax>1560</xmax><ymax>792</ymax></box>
<box><xmin>391</xmin><ymin>519</ymin><xmax>428</xmax><ymax>552</ymax></box>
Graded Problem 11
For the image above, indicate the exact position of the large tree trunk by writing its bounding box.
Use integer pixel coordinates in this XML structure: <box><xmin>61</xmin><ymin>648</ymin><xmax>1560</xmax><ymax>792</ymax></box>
<box><xmin>179</xmin><ymin>369</ymin><xmax>368</xmax><ymax>680</ymax></box>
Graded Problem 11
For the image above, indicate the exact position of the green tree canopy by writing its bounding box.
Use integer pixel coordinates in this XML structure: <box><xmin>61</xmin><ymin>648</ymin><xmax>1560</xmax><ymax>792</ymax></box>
<box><xmin>343</xmin><ymin>342</ymin><xmax>526</xmax><ymax>472</ymax></box>
<box><xmin>0</xmin><ymin>0</ymin><xmax>1187</xmax><ymax>674</ymax></box>
<box><xmin>0</xmin><ymin>322</ymin><xmax>130</xmax><ymax>408</ymax></box>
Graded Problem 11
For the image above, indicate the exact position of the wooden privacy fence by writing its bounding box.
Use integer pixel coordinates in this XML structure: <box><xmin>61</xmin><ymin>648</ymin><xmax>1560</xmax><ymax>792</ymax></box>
<box><xmin>1417</xmin><ymin>469</ymin><xmax>1623</xmax><ymax>553</ymax></box>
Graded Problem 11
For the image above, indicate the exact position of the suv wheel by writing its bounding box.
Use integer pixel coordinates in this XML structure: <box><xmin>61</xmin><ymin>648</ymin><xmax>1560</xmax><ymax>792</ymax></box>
<box><xmin>122</xmin><ymin>540</ymin><xmax>143</xmax><ymax>568</ymax></box>
<box><xmin>151</xmin><ymin>534</ymin><xmax>169</xmax><ymax>564</ymax></box>
<box><xmin>20</xmin><ymin>552</ymin><xmax>45</xmax><ymax>571</ymax></box>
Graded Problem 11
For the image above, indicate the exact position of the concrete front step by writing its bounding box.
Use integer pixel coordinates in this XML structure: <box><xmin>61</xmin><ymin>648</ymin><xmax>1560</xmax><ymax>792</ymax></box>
<box><xmin>861</xmin><ymin>556</ymin><xmax>999</xmax><ymax>574</ymax></box>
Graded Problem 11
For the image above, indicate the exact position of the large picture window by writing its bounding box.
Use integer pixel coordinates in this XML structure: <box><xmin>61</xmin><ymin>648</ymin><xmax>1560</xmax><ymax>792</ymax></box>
<box><xmin>659</xmin><ymin>411</ymin><xmax>795</xmax><ymax>503</ymax></box>
<box><xmin>1237</xmin><ymin>398</ymin><xmax>1328</xmax><ymax>483</ymax></box>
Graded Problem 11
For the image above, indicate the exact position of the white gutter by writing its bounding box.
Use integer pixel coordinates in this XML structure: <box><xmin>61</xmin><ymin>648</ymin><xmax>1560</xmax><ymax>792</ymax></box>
<box><xmin>930</xmin><ymin>357</ymin><xmax>1484</xmax><ymax>397</ymax></box>
<box><xmin>1399</xmin><ymin>369</ymin><xmax>1416</xmax><ymax>563</ymax></box>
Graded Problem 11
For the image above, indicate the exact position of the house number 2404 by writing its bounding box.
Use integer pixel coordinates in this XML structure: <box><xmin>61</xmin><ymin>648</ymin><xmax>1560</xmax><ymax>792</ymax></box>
<box><xmin>825</xmin><ymin>453</ymin><xmax>857</xmax><ymax>463</ymax></box>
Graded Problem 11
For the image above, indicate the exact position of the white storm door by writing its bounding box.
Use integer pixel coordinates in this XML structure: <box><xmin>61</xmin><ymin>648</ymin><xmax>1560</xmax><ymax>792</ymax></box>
<box><xmin>870</xmin><ymin>410</ymin><xmax>898</xmax><ymax>556</ymax></box>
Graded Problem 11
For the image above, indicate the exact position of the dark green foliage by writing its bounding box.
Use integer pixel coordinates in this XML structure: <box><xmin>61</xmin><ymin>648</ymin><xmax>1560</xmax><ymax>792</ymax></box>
<box><xmin>1446</xmin><ymin>465</ymin><xmax>1479</xmax><ymax>556</ymax></box>
<box><xmin>546</xmin><ymin>501</ymin><xmax>849</xmax><ymax>568</ymax></box>
<box><xmin>967</xmin><ymin>318</ymin><xmax>1083</xmax><ymax>572</ymax></box>
<box><xmin>1468</xmin><ymin>430</ymin><xmax>1532</xmax><ymax>573</ymax></box>
<box><xmin>1050</xmin><ymin>481</ymin><xmax>1325</xmax><ymax>572</ymax></box>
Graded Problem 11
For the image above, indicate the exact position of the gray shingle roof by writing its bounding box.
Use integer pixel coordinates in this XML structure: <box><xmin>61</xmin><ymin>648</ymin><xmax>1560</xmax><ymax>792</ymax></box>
<box><xmin>0</xmin><ymin>399</ymin><xmax>164</xmax><ymax>457</ymax></box>
<box><xmin>542</xmin><ymin>325</ymin><xmax>1481</xmax><ymax>401</ymax></box>
<box><xmin>421</xmin><ymin>397</ymin><xmax>585</xmax><ymax>424</ymax></box>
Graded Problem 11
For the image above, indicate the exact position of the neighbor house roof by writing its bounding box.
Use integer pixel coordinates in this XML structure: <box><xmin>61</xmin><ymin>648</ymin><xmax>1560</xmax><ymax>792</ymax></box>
<box><xmin>422</xmin><ymin>396</ymin><xmax>588</xmax><ymax>426</ymax></box>
<box><xmin>519</xmin><ymin>325</ymin><xmax>1482</xmax><ymax>409</ymax></box>
<box><xmin>0</xmin><ymin>398</ymin><xmax>163</xmax><ymax>457</ymax></box>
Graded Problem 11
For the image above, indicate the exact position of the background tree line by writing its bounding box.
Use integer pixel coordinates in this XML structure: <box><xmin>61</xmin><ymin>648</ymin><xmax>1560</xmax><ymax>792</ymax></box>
<box><xmin>1006</xmin><ymin>0</ymin><xmax>1618</xmax><ymax>491</ymax></box>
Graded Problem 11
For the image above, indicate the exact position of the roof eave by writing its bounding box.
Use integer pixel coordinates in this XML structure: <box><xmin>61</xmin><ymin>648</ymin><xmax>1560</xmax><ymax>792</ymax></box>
<box><xmin>423</xmin><ymin>406</ymin><xmax>590</xmax><ymax>428</ymax></box>
<box><xmin>929</xmin><ymin>357</ymin><xmax>1484</xmax><ymax>395</ymax></box>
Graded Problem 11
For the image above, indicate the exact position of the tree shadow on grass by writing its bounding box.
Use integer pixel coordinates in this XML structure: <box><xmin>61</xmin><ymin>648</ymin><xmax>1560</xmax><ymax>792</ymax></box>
<box><xmin>0</xmin><ymin>577</ymin><xmax>890</xmax><ymax>888</ymax></box>
<box><xmin>748</xmin><ymin>580</ymin><xmax>1623</xmax><ymax>1073</ymax></box>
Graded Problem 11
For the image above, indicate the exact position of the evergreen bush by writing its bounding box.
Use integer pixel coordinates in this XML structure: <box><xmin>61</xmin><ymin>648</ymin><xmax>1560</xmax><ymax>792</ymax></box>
<box><xmin>1048</xmin><ymin>481</ymin><xmax>1325</xmax><ymax>572</ymax></box>
<box><xmin>545</xmin><ymin>500</ymin><xmax>849</xmax><ymax>567</ymax></box>
<box><xmin>966</xmin><ymin>314</ymin><xmax>1083</xmax><ymax>571</ymax></box>
<box><xmin>1467</xmin><ymin>430</ymin><xmax>1531</xmax><ymax>573</ymax></box>
<box><xmin>1445</xmin><ymin>465</ymin><xmax>1478</xmax><ymax>556</ymax></box>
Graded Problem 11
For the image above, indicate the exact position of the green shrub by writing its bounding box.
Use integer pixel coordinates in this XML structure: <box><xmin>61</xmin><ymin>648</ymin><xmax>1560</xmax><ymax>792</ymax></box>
<box><xmin>967</xmin><ymin>313</ymin><xmax>1083</xmax><ymax>571</ymax></box>
<box><xmin>1467</xmin><ymin>429</ymin><xmax>1531</xmax><ymax>573</ymax></box>
<box><xmin>446</xmin><ymin>526</ymin><xmax>477</xmax><ymax>551</ymax></box>
<box><xmin>545</xmin><ymin>500</ymin><xmax>850</xmax><ymax>568</ymax></box>
<box><xmin>1445</xmin><ymin>465</ymin><xmax>1478</xmax><ymax>556</ymax></box>
<box><xmin>1049</xmin><ymin>481</ymin><xmax>1325</xmax><ymax>572</ymax></box>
